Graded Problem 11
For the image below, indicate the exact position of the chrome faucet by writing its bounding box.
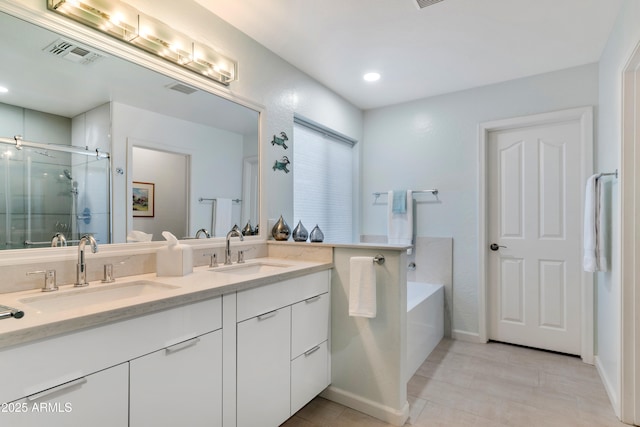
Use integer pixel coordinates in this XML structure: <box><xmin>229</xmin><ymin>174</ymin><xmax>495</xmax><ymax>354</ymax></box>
<box><xmin>75</xmin><ymin>234</ymin><xmax>98</xmax><ymax>287</ymax></box>
<box><xmin>51</xmin><ymin>232</ymin><xmax>67</xmax><ymax>247</ymax></box>
<box><xmin>225</xmin><ymin>225</ymin><xmax>244</xmax><ymax>265</ymax></box>
<box><xmin>195</xmin><ymin>228</ymin><xmax>211</xmax><ymax>238</ymax></box>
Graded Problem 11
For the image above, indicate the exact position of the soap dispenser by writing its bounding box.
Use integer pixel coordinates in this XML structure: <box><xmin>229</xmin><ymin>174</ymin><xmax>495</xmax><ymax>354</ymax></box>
<box><xmin>156</xmin><ymin>231</ymin><xmax>193</xmax><ymax>277</ymax></box>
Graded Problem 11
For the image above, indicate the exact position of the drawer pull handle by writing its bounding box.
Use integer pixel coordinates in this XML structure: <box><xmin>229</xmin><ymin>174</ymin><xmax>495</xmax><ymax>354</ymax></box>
<box><xmin>27</xmin><ymin>377</ymin><xmax>87</xmax><ymax>401</ymax></box>
<box><xmin>166</xmin><ymin>337</ymin><xmax>201</xmax><ymax>354</ymax></box>
<box><xmin>304</xmin><ymin>345</ymin><xmax>321</xmax><ymax>357</ymax></box>
<box><xmin>257</xmin><ymin>310</ymin><xmax>278</xmax><ymax>321</ymax></box>
<box><xmin>305</xmin><ymin>295</ymin><xmax>321</xmax><ymax>304</ymax></box>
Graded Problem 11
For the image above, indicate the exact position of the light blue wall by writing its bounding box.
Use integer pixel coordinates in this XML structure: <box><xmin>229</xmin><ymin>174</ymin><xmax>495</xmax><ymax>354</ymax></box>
<box><xmin>362</xmin><ymin>64</ymin><xmax>599</xmax><ymax>335</ymax></box>
<box><xmin>596</xmin><ymin>0</ymin><xmax>640</xmax><ymax>414</ymax></box>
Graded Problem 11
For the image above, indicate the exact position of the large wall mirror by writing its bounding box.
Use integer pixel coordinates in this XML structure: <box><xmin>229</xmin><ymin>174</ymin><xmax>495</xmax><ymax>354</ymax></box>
<box><xmin>0</xmin><ymin>9</ymin><xmax>260</xmax><ymax>250</ymax></box>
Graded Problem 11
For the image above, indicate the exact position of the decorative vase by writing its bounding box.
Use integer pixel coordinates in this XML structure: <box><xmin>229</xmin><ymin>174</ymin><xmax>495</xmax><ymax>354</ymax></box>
<box><xmin>309</xmin><ymin>224</ymin><xmax>324</xmax><ymax>242</ymax></box>
<box><xmin>292</xmin><ymin>220</ymin><xmax>308</xmax><ymax>242</ymax></box>
<box><xmin>242</xmin><ymin>221</ymin><xmax>254</xmax><ymax>236</ymax></box>
<box><xmin>271</xmin><ymin>215</ymin><xmax>290</xmax><ymax>241</ymax></box>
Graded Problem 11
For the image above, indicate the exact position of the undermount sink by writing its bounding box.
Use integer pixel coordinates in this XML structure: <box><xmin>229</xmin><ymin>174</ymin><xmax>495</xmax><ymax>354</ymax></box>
<box><xmin>19</xmin><ymin>280</ymin><xmax>179</xmax><ymax>313</ymax></box>
<box><xmin>209</xmin><ymin>262</ymin><xmax>292</xmax><ymax>276</ymax></box>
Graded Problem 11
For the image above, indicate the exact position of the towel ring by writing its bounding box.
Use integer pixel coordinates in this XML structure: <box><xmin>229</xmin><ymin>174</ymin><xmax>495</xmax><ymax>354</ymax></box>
<box><xmin>373</xmin><ymin>254</ymin><xmax>385</xmax><ymax>265</ymax></box>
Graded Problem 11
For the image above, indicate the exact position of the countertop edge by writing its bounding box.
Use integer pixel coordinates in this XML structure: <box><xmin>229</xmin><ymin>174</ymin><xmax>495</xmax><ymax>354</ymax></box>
<box><xmin>267</xmin><ymin>241</ymin><xmax>412</xmax><ymax>251</ymax></box>
<box><xmin>0</xmin><ymin>262</ymin><xmax>333</xmax><ymax>350</ymax></box>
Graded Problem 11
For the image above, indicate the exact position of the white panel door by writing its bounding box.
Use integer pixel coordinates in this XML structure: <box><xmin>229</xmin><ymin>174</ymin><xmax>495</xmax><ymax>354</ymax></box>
<box><xmin>488</xmin><ymin>120</ymin><xmax>582</xmax><ymax>355</ymax></box>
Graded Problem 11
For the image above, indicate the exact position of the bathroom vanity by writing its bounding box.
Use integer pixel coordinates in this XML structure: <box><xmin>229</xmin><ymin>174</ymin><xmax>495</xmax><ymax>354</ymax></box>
<box><xmin>0</xmin><ymin>259</ymin><xmax>332</xmax><ymax>427</ymax></box>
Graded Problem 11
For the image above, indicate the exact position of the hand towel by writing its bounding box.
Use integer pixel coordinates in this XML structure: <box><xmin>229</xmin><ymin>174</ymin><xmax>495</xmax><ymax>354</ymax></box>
<box><xmin>392</xmin><ymin>190</ymin><xmax>407</xmax><ymax>213</ymax></box>
<box><xmin>213</xmin><ymin>198</ymin><xmax>233</xmax><ymax>237</ymax></box>
<box><xmin>388</xmin><ymin>190</ymin><xmax>413</xmax><ymax>246</ymax></box>
<box><xmin>349</xmin><ymin>257</ymin><xmax>377</xmax><ymax>318</ymax></box>
<box><xmin>596</xmin><ymin>176</ymin><xmax>608</xmax><ymax>271</ymax></box>
<box><xmin>583</xmin><ymin>174</ymin><xmax>607</xmax><ymax>272</ymax></box>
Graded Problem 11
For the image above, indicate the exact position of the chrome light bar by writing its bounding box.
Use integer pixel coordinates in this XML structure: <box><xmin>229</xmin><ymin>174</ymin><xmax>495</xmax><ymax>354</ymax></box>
<box><xmin>48</xmin><ymin>0</ymin><xmax>237</xmax><ymax>85</ymax></box>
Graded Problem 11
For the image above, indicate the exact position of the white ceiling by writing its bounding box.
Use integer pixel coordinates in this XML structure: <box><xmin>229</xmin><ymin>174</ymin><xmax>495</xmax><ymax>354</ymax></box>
<box><xmin>194</xmin><ymin>0</ymin><xmax>624</xmax><ymax>110</ymax></box>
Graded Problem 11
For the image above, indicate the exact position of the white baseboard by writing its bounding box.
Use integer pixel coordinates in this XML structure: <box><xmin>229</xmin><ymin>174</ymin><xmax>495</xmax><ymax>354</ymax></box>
<box><xmin>594</xmin><ymin>355</ymin><xmax>621</xmax><ymax>419</ymax></box>
<box><xmin>320</xmin><ymin>386</ymin><xmax>409</xmax><ymax>427</ymax></box>
<box><xmin>452</xmin><ymin>329</ymin><xmax>485</xmax><ymax>344</ymax></box>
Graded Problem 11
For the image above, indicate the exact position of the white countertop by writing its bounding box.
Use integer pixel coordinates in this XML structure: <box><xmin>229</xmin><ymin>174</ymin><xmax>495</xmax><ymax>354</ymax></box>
<box><xmin>0</xmin><ymin>257</ymin><xmax>332</xmax><ymax>350</ymax></box>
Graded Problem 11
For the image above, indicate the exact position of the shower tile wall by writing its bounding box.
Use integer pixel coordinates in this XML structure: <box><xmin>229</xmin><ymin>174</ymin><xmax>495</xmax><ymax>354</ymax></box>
<box><xmin>72</xmin><ymin>103</ymin><xmax>111</xmax><ymax>244</ymax></box>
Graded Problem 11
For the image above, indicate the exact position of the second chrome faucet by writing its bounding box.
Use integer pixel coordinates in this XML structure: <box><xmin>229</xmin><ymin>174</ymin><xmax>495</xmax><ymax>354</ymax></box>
<box><xmin>75</xmin><ymin>234</ymin><xmax>98</xmax><ymax>287</ymax></box>
<box><xmin>225</xmin><ymin>225</ymin><xmax>244</xmax><ymax>265</ymax></box>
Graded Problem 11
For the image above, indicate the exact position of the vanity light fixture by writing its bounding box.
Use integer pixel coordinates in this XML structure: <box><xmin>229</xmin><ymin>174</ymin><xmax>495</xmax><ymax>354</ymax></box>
<box><xmin>363</xmin><ymin>72</ymin><xmax>381</xmax><ymax>82</ymax></box>
<box><xmin>47</xmin><ymin>0</ymin><xmax>238</xmax><ymax>86</ymax></box>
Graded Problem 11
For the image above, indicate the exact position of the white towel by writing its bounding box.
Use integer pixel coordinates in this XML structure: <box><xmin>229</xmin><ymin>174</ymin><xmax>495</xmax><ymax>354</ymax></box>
<box><xmin>349</xmin><ymin>257</ymin><xmax>377</xmax><ymax>318</ymax></box>
<box><xmin>583</xmin><ymin>174</ymin><xmax>607</xmax><ymax>272</ymax></box>
<box><xmin>213</xmin><ymin>198</ymin><xmax>233</xmax><ymax>237</ymax></box>
<box><xmin>126</xmin><ymin>230</ymin><xmax>153</xmax><ymax>242</ymax></box>
<box><xmin>388</xmin><ymin>190</ymin><xmax>413</xmax><ymax>246</ymax></box>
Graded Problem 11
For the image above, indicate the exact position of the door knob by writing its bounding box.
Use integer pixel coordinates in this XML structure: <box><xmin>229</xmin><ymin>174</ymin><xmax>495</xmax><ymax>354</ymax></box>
<box><xmin>490</xmin><ymin>243</ymin><xmax>507</xmax><ymax>251</ymax></box>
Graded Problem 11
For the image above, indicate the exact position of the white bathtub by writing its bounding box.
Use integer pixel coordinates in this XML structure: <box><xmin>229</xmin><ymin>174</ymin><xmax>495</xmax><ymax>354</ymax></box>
<box><xmin>406</xmin><ymin>282</ymin><xmax>444</xmax><ymax>382</ymax></box>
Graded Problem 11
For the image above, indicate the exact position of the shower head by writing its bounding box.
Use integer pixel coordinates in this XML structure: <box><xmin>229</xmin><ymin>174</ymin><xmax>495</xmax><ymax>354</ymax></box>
<box><xmin>63</xmin><ymin>169</ymin><xmax>73</xmax><ymax>180</ymax></box>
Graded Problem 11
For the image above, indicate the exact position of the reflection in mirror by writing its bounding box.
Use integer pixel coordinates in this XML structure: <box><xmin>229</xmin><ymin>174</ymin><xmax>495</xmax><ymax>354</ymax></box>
<box><xmin>0</xmin><ymin>9</ymin><xmax>260</xmax><ymax>249</ymax></box>
<box><xmin>130</xmin><ymin>146</ymin><xmax>188</xmax><ymax>241</ymax></box>
<box><xmin>0</xmin><ymin>133</ymin><xmax>110</xmax><ymax>249</ymax></box>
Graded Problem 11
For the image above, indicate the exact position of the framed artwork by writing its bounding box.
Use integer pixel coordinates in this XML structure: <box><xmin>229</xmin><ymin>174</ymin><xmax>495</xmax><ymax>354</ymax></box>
<box><xmin>132</xmin><ymin>181</ymin><xmax>155</xmax><ymax>217</ymax></box>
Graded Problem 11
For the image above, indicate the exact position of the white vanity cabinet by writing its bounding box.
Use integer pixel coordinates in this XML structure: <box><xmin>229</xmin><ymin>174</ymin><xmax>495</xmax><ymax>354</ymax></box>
<box><xmin>4</xmin><ymin>363</ymin><xmax>129</xmax><ymax>427</ymax></box>
<box><xmin>130</xmin><ymin>330</ymin><xmax>223</xmax><ymax>427</ymax></box>
<box><xmin>235</xmin><ymin>270</ymin><xmax>331</xmax><ymax>427</ymax></box>
<box><xmin>0</xmin><ymin>296</ymin><xmax>221</xmax><ymax>427</ymax></box>
<box><xmin>0</xmin><ymin>267</ymin><xmax>332</xmax><ymax>427</ymax></box>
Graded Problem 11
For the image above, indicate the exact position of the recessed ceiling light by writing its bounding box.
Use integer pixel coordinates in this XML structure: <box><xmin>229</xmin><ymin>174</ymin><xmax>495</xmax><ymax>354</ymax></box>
<box><xmin>363</xmin><ymin>72</ymin><xmax>381</xmax><ymax>82</ymax></box>
<box><xmin>0</xmin><ymin>86</ymin><xmax>8</xmax><ymax>93</ymax></box>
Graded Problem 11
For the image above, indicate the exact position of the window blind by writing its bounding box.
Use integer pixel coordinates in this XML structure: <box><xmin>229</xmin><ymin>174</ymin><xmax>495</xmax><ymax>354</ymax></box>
<box><xmin>293</xmin><ymin>120</ymin><xmax>354</xmax><ymax>244</ymax></box>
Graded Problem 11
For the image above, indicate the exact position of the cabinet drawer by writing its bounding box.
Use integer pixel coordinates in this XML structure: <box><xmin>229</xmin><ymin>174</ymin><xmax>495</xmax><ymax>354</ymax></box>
<box><xmin>291</xmin><ymin>340</ymin><xmax>330</xmax><ymax>416</ymax></box>
<box><xmin>237</xmin><ymin>270</ymin><xmax>329</xmax><ymax>322</ymax></box>
<box><xmin>5</xmin><ymin>363</ymin><xmax>129</xmax><ymax>427</ymax></box>
<box><xmin>130</xmin><ymin>330</ymin><xmax>222</xmax><ymax>427</ymax></box>
<box><xmin>291</xmin><ymin>292</ymin><xmax>329</xmax><ymax>359</ymax></box>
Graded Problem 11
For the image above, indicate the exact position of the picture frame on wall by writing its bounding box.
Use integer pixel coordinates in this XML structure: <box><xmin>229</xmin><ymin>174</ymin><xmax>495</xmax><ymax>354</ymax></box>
<box><xmin>133</xmin><ymin>181</ymin><xmax>155</xmax><ymax>217</ymax></box>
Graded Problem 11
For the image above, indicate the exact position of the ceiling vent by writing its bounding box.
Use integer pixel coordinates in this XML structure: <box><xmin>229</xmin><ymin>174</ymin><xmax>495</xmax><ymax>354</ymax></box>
<box><xmin>44</xmin><ymin>39</ymin><xmax>103</xmax><ymax>65</ymax></box>
<box><xmin>166</xmin><ymin>82</ymin><xmax>198</xmax><ymax>95</ymax></box>
<box><xmin>414</xmin><ymin>0</ymin><xmax>445</xmax><ymax>9</ymax></box>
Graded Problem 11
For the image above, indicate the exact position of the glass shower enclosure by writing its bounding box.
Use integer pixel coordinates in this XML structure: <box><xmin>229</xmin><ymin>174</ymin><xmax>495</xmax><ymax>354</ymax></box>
<box><xmin>0</xmin><ymin>137</ymin><xmax>110</xmax><ymax>249</ymax></box>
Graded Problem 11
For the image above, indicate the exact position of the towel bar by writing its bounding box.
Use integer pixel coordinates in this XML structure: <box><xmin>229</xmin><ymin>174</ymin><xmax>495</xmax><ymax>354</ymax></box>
<box><xmin>372</xmin><ymin>189</ymin><xmax>438</xmax><ymax>197</ymax></box>
<box><xmin>600</xmin><ymin>169</ymin><xmax>618</xmax><ymax>179</ymax></box>
<box><xmin>198</xmin><ymin>197</ymin><xmax>242</xmax><ymax>203</ymax></box>
<box><xmin>373</xmin><ymin>254</ymin><xmax>385</xmax><ymax>265</ymax></box>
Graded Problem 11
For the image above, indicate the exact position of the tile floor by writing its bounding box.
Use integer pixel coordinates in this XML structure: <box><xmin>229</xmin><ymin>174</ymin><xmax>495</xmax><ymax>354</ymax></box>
<box><xmin>282</xmin><ymin>338</ymin><xmax>628</xmax><ymax>427</ymax></box>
